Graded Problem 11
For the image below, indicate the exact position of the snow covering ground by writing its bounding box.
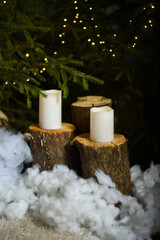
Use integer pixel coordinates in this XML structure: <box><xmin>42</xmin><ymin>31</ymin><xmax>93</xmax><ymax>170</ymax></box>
<box><xmin>0</xmin><ymin>128</ymin><xmax>160</xmax><ymax>240</ymax></box>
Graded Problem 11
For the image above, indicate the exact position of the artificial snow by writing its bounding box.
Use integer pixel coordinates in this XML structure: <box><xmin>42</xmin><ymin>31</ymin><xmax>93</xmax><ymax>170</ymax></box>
<box><xmin>0</xmin><ymin>128</ymin><xmax>32</xmax><ymax>181</ymax></box>
<box><xmin>0</xmin><ymin>128</ymin><xmax>160</xmax><ymax>240</ymax></box>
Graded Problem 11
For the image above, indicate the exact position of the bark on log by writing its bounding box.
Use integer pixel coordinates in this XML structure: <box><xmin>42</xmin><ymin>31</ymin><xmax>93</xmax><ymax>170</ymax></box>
<box><xmin>71</xmin><ymin>96</ymin><xmax>112</xmax><ymax>134</ymax></box>
<box><xmin>71</xmin><ymin>133</ymin><xmax>131</xmax><ymax>195</ymax></box>
<box><xmin>28</xmin><ymin>123</ymin><xmax>79</xmax><ymax>172</ymax></box>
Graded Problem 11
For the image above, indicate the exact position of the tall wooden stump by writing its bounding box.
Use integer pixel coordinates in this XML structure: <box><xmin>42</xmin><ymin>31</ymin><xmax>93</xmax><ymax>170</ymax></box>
<box><xmin>71</xmin><ymin>133</ymin><xmax>131</xmax><ymax>195</ymax></box>
<box><xmin>27</xmin><ymin>123</ymin><xmax>79</xmax><ymax>172</ymax></box>
<box><xmin>71</xmin><ymin>96</ymin><xmax>112</xmax><ymax>134</ymax></box>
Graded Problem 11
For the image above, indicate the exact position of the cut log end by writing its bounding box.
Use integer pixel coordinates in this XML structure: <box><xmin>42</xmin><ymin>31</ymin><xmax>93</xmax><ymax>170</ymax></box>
<box><xmin>28</xmin><ymin>123</ymin><xmax>79</xmax><ymax>172</ymax></box>
<box><xmin>71</xmin><ymin>133</ymin><xmax>132</xmax><ymax>195</ymax></box>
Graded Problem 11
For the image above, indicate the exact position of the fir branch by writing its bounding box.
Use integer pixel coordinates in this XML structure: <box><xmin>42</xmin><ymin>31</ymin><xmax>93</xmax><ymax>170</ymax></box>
<box><xmin>0</xmin><ymin>22</ymin><xmax>50</xmax><ymax>32</ymax></box>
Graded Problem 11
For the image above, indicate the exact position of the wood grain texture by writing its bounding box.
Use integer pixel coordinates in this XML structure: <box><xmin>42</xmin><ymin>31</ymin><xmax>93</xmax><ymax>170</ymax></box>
<box><xmin>28</xmin><ymin>123</ymin><xmax>79</xmax><ymax>172</ymax></box>
<box><xmin>71</xmin><ymin>133</ymin><xmax>131</xmax><ymax>195</ymax></box>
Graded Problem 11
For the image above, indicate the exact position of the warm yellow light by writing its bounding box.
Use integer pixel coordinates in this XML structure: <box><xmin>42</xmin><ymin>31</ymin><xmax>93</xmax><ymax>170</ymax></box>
<box><xmin>63</xmin><ymin>25</ymin><xmax>66</xmax><ymax>28</ymax></box>
<box><xmin>92</xmin><ymin>42</ymin><xmax>95</xmax><ymax>45</ymax></box>
<box><xmin>79</xmin><ymin>20</ymin><xmax>83</xmax><ymax>23</ymax></box>
<box><xmin>97</xmin><ymin>34</ymin><xmax>100</xmax><ymax>37</ymax></box>
<box><xmin>44</xmin><ymin>58</ymin><xmax>48</xmax><ymax>61</ymax></box>
<box><xmin>88</xmin><ymin>39</ymin><xmax>91</xmax><ymax>42</ymax></box>
<box><xmin>109</xmin><ymin>49</ymin><xmax>112</xmax><ymax>52</ymax></box>
<box><xmin>75</xmin><ymin>15</ymin><xmax>79</xmax><ymax>19</ymax></box>
<box><xmin>27</xmin><ymin>78</ymin><xmax>30</xmax><ymax>81</ymax></box>
<box><xmin>64</xmin><ymin>18</ymin><xmax>67</xmax><ymax>22</ymax></box>
<box><xmin>83</xmin><ymin>27</ymin><xmax>87</xmax><ymax>29</ymax></box>
<box><xmin>25</xmin><ymin>53</ymin><xmax>29</xmax><ymax>57</ymax></box>
<box><xmin>40</xmin><ymin>70</ymin><xmax>43</xmax><ymax>73</ymax></box>
<box><xmin>95</xmin><ymin>25</ymin><xmax>98</xmax><ymax>28</ymax></box>
<box><xmin>54</xmin><ymin>51</ymin><xmax>57</xmax><ymax>55</ymax></box>
<box><xmin>75</xmin><ymin>7</ymin><xmax>78</xmax><ymax>10</ymax></box>
<box><xmin>62</xmin><ymin>32</ymin><xmax>65</xmax><ymax>35</ymax></box>
<box><xmin>89</xmin><ymin>7</ymin><xmax>92</xmax><ymax>10</ymax></box>
<box><xmin>114</xmin><ymin>34</ymin><xmax>116</xmax><ymax>37</ymax></box>
<box><xmin>132</xmin><ymin>45</ymin><xmax>135</xmax><ymax>48</ymax></box>
<box><xmin>42</xmin><ymin>68</ymin><xmax>46</xmax><ymax>71</ymax></box>
<box><xmin>3</xmin><ymin>0</ymin><xmax>7</xmax><ymax>3</ymax></box>
<box><xmin>61</xmin><ymin>41</ymin><xmax>65</xmax><ymax>44</ymax></box>
<box><xmin>46</xmin><ymin>60</ymin><xmax>48</xmax><ymax>63</ymax></box>
<box><xmin>13</xmin><ymin>82</ymin><xmax>16</xmax><ymax>85</ymax></box>
<box><xmin>34</xmin><ymin>72</ymin><xmax>37</xmax><ymax>76</ymax></box>
<box><xmin>144</xmin><ymin>25</ymin><xmax>147</xmax><ymax>28</ymax></box>
<box><xmin>100</xmin><ymin>41</ymin><xmax>103</xmax><ymax>44</ymax></box>
<box><xmin>59</xmin><ymin>34</ymin><xmax>62</xmax><ymax>37</ymax></box>
<box><xmin>143</xmin><ymin>7</ymin><xmax>146</xmax><ymax>10</ymax></box>
<box><xmin>74</xmin><ymin>1</ymin><xmax>77</xmax><ymax>3</ymax></box>
<box><xmin>135</xmin><ymin>36</ymin><xmax>138</xmax><ymax>40</ymax></box>
<box><xmin>73</xmin><ymin>20</ymin><xmax>76</xmax><ymax>23</ymax></box>
<box><xmin>149</xmin><ymin>20</ymin><xmax>152</xmax><ymax>23</ymax></box>
<box><xmin>150</xmin><ymin>24</ymin><xmax>153</xmax><ymax>27</ymax></box>
<box><xmin>5</xmin><ymin>82</ymin><xmax>8</xmax><ymax>84</ymax></box>
<box><xmin>130</xmin><ymin>20</ymin><xmax>132</xmax><ymax>23</ymax></box>
<box><xmin>91</xmin><ymin>18</ymin><xmax>94</xmax><ymax>20</ymax></box>
<box><xmin>151</xmin><ymin>5</ymin><xmax>155</xmax><ymax>9</ymax></box>
<box><xmin>112</xmin><ymin>54</ymin><xmax>115</xmax><ymax>57</ymax></box>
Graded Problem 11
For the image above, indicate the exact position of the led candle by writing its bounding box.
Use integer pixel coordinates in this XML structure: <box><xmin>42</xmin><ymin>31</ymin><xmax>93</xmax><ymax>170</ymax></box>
<box><xmin>39</xmin><ymin>89</ymin><xmax>61</xmax><ymax>129</ymax></box>
<box><xmin>90</xmin><ymin>106</ymin><xmax>114</xmax><ymax>142</ymax></box>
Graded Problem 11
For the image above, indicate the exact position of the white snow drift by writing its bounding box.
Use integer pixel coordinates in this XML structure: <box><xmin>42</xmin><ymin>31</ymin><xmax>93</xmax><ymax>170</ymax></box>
<box><xmin>0</xmin><ymin>128</ymin><xmax>160</xmax><ymax>240</ymax></box>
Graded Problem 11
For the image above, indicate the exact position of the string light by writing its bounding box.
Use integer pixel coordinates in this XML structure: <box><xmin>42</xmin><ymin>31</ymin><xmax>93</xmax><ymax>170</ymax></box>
<box><xmin>149</xmin><ymin>20</ymin><xmax>152</xmax><ymax>23</ymax></box>
<box><xmin>34</xmin><ymin>72</ymin><xmax>37</xmax><ymax>76</ymax></box>
<box><xmin>95</xmin><ymin>25</ymin><xmax>98</xmax><ymax>28</ymax></box>
<box><xmin>54</xmin><ymin>51</ymin><xmax>57</xmax><ymax>55</ymax></box>
<box><xmin>135</xmin><ymin>36</ymin><xmax>138</xmax><ymax>40</ymax></box>
<box><xmin>112</xmin><ymin>54</ymin><xmax>115</xmax><ymax>57</ymax></box>
<box><xmin>42</xmin><ymin>68</ymin><xmax>46</xmax><ymax>71</ymax></box>
<box><xmin>13</xmin><ymin>82</ymin><xmax>16</xmax><ymax>85</ymax></box>
<box><xmin>25</xmin><ymin>53</ymin><xmax>29</xmax><ymax>57</ymax></box>
<box><xmin>91</xmin><ymin>18</ymin><xmax>94</xmax><ymax>21</ymax></box>
<box><xmin>5</xmin><ymin>81</ymin><xmax>8</xmax><ymax>84</ymax></box>
<box><xmin>89</xmin><ymin>7</ymin><xmax>92</xmax><ymax>10</ymax></box>
<box><xmin>75</xmin><ymin>15</ymin><xmax>79</xmax><ymax>19</ymax></box>
<box><xmin>109</xmin><ymin>49</ymin><xmax>113</xmax><ymax>52</ymax></box>
<box><xmin>46</xmin><ymin>60</ymin><xmax>48</xmax><ymax>63</ymax></box>
<box><xmin>40</xmin><ymin>70</ymin><xmax>43</xmax><ymax>73</ymax></box>
<box><xmin>64</xmin><ymin>18</ymin><xmax>67</xmax><ymax>22</ymax></box>
<box><xmin>59</xmin><ymin>34</ymin><xmax>62</xmax><ymax>37</ymax></box>
<box><xmin>44</xmin><ymin>58</ymin><xmax>48</xmax><ymax>61</ymax></box>
<box><xmin>62</xmin><ymin>33</ymin><xmax>65</xmax><ymax>35</ymax></box>
<box><xmin>73</xmin><ymin>20</ymin><xmax>76</xmax><ymax>23</ymax></box>
<box><xmin>151</xmin><ymin>5</ymin><xmax>155</xmax><ymax>9</ymax></box>
<box><xmin>150</xmin><ymin>24</ymin><xmax>153</xmax><ymax>27</ymax></box>
<box><xmin>61</xmin><ymin>40</ymin><xmax>65</xmax><ymax>44</ymax></box>
<box><xmin>3</xmin><ymin>1</ymin><xmax>7</xmax><ymax>3</ymax></box>
<box><xmin>92</xmin><ymin>42</ymin><xmax>95</xmax><ymax>45</ymax></box>
<box><xmin>97</xmin><ymin>34</ymin><xmax>100</xmax><ymax>37</ymax></box>
<box><xmin>143</xmin><ymin>7</ymin><xmax>146</xmax><ymax>10</ymax></box>
<box><xmin>63</xmin><ymin>25</ymin><xmax>67</xmax><ymax>28</ymax></box>
<box><xmin>88</xmin><ymin>39</ymin><xmax>91</xmax><ymax>42</ymax></box>
<box><xmin>74</xmin><ymin>1</ymin><xmax>77</xmax><ymax>3</ymax></box>
<box><xmin>26</xmin><ymin>78</ymin><xmax>30</xmax><ymax>81</ymax></box>
<box><xmin>144</xmin><ymin>25</ymin><xmax>147</xmax><ymax>28</ymax></box>
<box><xmin>130</xmin><ymin>20</ymin><xmax>132</xmax><ymax>23</ymax></box>
<box><xmin>83</xmin><ymin>26</ymin><xmax>87</xmax><ymax>29</ymax></box>
<box><xmin>79</xmin><ymin>20</ymin><xmax>83</xmax><ymax>23</ymax></box>
<box><xmin>114</xmin><ymin>34</ymin><xmax>116</xmax><ymax>37</ymax></box>
<box><xmin>75</xmin><ymin>6</ymin><xmax>78</xmax><ymax>10</ymax></box>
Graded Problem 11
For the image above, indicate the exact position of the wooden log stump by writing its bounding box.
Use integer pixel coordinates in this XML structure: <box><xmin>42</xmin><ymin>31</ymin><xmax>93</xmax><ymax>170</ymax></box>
<box><xmin>71</xmin><ymin>133</ymin><xmax>131</xmax><ymax>195</ymax></box>
<box><xmin>27</xmin><ymin>123</ymin><xmax>79</xmax><ymax>172</ymax></box>
<box><xmin>71</xmin><ymin>96</ymin><xmax>112</xmax><ymax>134</ymax></box>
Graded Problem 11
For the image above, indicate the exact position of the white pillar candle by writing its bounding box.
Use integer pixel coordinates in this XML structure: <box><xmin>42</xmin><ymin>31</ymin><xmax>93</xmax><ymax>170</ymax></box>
<box><xmin>90</xmin><ymin>106</ymin><xmax>114</xmax><ymax>142</ymax></box>
<box><xmin>39</xmin><ymin>89</ymin><xmax>61</xmax><ymax>129</ymax></box>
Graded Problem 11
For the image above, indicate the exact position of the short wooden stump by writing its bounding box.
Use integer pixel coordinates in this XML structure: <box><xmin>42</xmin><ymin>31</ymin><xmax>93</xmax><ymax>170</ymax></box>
<box><xmin>71</xmin><ymin>133</ymin><xmax>131</xmax><ymax>195</ymax></box>
<box><xmin>28</xmin><ymin>123</ymin><xmax>78</xmax><ymax>171</ymax></box>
